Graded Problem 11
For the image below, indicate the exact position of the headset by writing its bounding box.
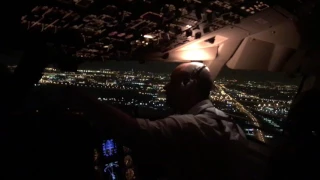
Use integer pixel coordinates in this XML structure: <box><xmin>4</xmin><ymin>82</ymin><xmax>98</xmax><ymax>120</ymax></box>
<box><xmin>182</xmin><ymin>65</ymin><xmax>207</xmax><ymax>87</ymax></box>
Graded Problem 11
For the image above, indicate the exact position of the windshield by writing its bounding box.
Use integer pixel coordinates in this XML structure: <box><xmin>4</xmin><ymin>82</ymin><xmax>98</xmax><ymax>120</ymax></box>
<box><xmin>212</xmin><ymin>67</ymin><xmax>301</xmax><ymax>144</ymax></box>
<box><xmin>47</xmin><ymin>63</ymin><xmax>301</xmax><ymax>144</ymax></box>
<box><xmin>2</xmin><ymin>53</ymin><xmax>302</xmax><ymax>145</ymax></box>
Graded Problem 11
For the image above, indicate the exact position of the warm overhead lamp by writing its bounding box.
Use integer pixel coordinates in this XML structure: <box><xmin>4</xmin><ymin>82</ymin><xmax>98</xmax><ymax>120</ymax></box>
<box><xmin>143</xmin><ymin>34</ymin><xmax>154</xmax><ymax>39</ymax></box>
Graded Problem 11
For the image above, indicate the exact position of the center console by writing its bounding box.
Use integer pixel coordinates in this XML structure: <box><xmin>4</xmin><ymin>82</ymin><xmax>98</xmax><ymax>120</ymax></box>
<box><xmin>94</xmin><ymin>139</ymin><xmax>136</xmax><ymax>180</ymax></box>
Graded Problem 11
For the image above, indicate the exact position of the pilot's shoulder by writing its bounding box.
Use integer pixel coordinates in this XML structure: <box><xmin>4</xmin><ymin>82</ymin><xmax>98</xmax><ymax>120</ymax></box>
<box><xmin>206</xmin><ymin>107</ymin><xmax>229</xmax><ymax>118</ymax></box>
<box><xmin>214</xmin><ymin>108</ymin><xmax>229</xmax><ymax>118</ymax></box>
<box><xmin>166</xmin><ymin>114</ymin><xmax>196</xmax><ymax>121</ymax></box>
<box><xmin>136</xmin><ymin>115</ymin><xmax>189</xmax><ymax>122</ymax></box>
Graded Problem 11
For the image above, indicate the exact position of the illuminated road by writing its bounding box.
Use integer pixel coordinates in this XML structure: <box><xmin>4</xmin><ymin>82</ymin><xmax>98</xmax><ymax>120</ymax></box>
<box><xmin>215</xmin><ymin>84</ymin><xmax>266</xmax><ymax>143</ymax></box>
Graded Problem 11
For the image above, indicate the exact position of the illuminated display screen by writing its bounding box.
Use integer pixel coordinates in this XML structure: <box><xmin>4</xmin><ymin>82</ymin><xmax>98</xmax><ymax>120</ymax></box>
<box><xmin>104</xmin><ymin>161</ymin><xmax>120</xmax><ymax>180</ymax></box>
<box><xmin>102</xmin><ymin>139</ymin><xmax>117</xmax><ymax>158</ymax></box>
<box><xmin>101</xmin><ymin>139</ymin><xmax>122</xmax><ymax>179</ymax></box>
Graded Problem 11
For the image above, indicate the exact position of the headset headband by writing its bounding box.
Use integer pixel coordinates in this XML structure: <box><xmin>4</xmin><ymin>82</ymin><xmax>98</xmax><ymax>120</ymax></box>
<box><xmin>191</xmin><ymin>65</ymin><xmax>207</xmax><ymax>79</ymax></box>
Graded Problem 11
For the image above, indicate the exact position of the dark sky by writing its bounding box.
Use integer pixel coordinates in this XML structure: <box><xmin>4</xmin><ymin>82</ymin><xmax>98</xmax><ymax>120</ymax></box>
<box><xmin>0</xmin><ymin>52</ymin><xmax>301</xmax><ymax>85</ymax></box>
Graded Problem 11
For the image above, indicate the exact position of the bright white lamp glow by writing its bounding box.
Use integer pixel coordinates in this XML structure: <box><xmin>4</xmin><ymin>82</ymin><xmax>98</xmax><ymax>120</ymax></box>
<box><xmin>180</xmin><ymin>49</ymin><xmax>212</xmax><ymax>61</ymax></box>
<box><xmin>143</xmin><ymin>34</ymin><xmax>154</xmax><ymax>39</ymax></box>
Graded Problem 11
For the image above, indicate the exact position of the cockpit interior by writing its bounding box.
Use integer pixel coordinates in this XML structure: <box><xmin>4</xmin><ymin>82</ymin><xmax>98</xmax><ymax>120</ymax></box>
<box><xmin>1</xmin><ymin>0</ymin><xmax>319</xmax><ymax>180</ymax></box>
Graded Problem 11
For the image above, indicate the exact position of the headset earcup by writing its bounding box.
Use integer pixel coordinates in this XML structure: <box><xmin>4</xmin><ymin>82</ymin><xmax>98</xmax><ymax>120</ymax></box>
<box><xmin>182</xmin><ymin>79</ymin><xmax>195</xmax><ymax>88</ymax></box>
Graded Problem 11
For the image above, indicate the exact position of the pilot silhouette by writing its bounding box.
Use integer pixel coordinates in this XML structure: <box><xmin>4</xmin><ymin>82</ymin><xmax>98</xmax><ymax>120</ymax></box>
<box><xmin>74</xmin><ymin>62</ymin><xmax>249</xmax><ymax>180</ymax></box>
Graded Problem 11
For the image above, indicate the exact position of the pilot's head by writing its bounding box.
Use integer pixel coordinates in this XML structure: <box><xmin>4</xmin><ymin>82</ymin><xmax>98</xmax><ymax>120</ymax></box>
<box><xmin>164</xmin><ymin>62</ymin><xmax>213</xmax><ymax>113</ymax></box>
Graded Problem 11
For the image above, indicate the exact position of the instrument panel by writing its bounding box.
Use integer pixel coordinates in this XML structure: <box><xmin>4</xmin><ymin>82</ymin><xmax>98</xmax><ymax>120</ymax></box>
<box><xmin>95</xmin><ymin>139</ymin><xmax>136</xmax><ymax>180</ymax></box>
<box><xmin>20</xmin><ymin>0</ymin><xmax>272</xmax><ymax>62</ymax></box>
